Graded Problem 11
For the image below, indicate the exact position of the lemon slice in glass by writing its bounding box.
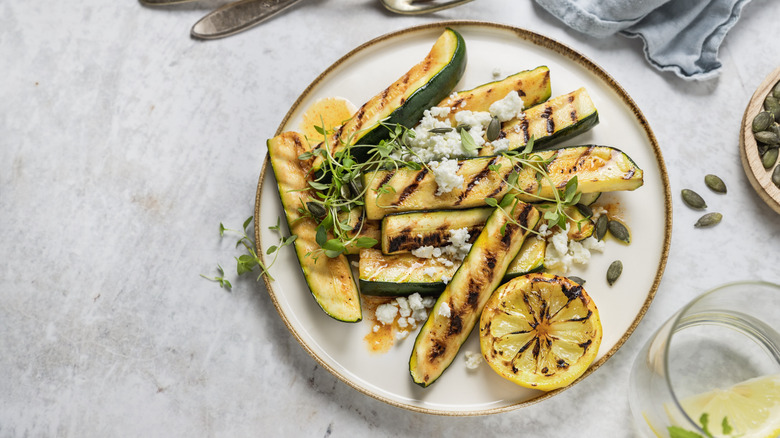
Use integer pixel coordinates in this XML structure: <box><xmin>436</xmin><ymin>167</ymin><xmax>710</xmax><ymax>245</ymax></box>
<box><xmin>678</xmin><ymin>374</ymin><xmax>780</xmax><ymax>438</ymax></box>
<box><xmin>479</xmin><ymin>272</ymin><xmax>602</xmax><ymax>391</ymax></box>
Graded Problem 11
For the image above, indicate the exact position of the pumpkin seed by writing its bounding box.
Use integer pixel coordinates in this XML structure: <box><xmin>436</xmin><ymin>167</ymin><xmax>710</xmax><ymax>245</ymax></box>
<box><xmin>765</xmin><ymin>95</ymin><xmax>780</xmax><ymax>116</ymax></box>
<box><xmin>753</xmin><ymin>111</ymin><xmax>774</xmax><ymax>132</ymax></box>
<box><xmin>428</xmin><ymin>127</ymin><xmax>453</xmax><ymax>134</ymax></box>
<box><xmin>594</xmin><ymin>215</ymin><xmax>608</xmax><ymax>241</ymax></box>
<box><xmin>694</xmin><ymin>212</ymin><xmax>722</xmax><ymax>228</ymax></box>
<box><xmin>773</xmin><ymin>165</ymin><xmax>780</xmax><ymax>188</ymax></box>
<box><xmin>704</xmin><ymin>174</ymin><xmax>727</xmax><ymax>194</ymax></box>
<box><xmin>455</xmin><ymin>124</ymin><xmax>471</xmax><ymax>132</ymax></box>
<box><xmin>487</xmin><ymin>116</ymin><xmax>501</xmax><ymax>142</ymax></box>
<box><xmin>762</xmin><ymin>147</ymin><xmax>779</xmax><ymax>169</ymax></box>
<box><xmin>568</xmin><ymin>276</ymin><xmax>586</xmax><ymax>286</ymax></box>
<box><xmin>606</xmin><ymin>260</ymin><xmax>622</xmax><ymax>286</ymax></box>
<box><xmin>681</xmin><ymin>188</ymin><xmax>707</xmax><ymax>209</ymax></box>
<box><xmin>340</xmin><ymin>184</ymin><xmax>352</xmax><ymax>199</ymax></box>
<box><xmin>774</xmin><ymin>81</ymin><xmax>780</xmax><ymax>99</ymax></box>
<box><xmin>758</xmin><ymin>143</ymin><xmax>770</xmax><ymax>156</ymax></box>
<box><xmin>607</xmin><ymin>220</ymin><xmax>630</xmax><ymax>243</ymax></box>
<box><xmin>755</xmin><ymin>130</ymin><xmax>780</xmax><ymax>145</ymax></box>
<box><xmin>306</xmin><ymin>201</ymin><xmax>327</xmax><ymax>219</ymax></box>
<box><xmin>575</xmin><ymin>203</ymin><xmax>593</xmax><ymax>218</ymax></box>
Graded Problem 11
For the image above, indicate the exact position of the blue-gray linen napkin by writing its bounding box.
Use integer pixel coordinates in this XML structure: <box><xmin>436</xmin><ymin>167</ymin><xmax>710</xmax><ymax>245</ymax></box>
<box><xmin>535</xmin><ymin>0</ymin><xmax>753</xmax><ymax>80</ymax></box>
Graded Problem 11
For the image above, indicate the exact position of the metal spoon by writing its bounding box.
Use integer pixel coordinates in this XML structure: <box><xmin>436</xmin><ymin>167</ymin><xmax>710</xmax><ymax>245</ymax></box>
<box><xmin>380</xmin><ymin>0</ymin><xmax>473</xmax><ymax>14</ymax></box>
<box><xmin>191</xmin><ymin>0</ymin><xmax>303</xmax><ymax>39</ymax></box>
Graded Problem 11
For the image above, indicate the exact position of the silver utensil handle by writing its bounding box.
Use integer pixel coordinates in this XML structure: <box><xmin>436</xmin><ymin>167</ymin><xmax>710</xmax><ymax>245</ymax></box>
<box><xmin>191</xmin><ymin>0</ymin><xmax>303</xmax><ymax>40</ymax></box>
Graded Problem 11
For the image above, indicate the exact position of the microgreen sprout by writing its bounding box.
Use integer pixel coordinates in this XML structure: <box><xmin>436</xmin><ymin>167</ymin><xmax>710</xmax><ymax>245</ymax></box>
<box><xmin>667</xmin><ymin>413</ymin><xmax>735</xmax><ymax>438</ymax></box>
<box><xmin>203</xmin><ymin>216</ymin><xmax>296</xmax><ymax>288</ymax></box>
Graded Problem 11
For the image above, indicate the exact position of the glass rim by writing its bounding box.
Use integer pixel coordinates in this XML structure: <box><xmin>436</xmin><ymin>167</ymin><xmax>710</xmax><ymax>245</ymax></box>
<box><xmin>661</xmin><ymin>280</ymin><xmax>780</xmax><ymax>434</ymax></box>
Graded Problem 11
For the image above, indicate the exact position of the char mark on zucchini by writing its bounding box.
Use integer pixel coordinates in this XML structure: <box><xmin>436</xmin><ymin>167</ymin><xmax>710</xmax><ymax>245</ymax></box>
<box><xmin>456</xmin><ymin>157</ymin><xmax>499</xmax><ymax>205</ymax></box>
<box><xmin>396</xmin><ymin>167</ymin><xmax>429</xmax><ymax>204</ymax></box>
<box><xmin>448</xmin><ymin>314</ymin><xmax>463</xmax><ymax>335</ymax></box>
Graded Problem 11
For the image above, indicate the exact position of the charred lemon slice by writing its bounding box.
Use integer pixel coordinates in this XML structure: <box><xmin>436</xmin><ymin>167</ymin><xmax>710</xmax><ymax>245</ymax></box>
<box><xmin>479</xmin><ymin>272</ymin><xmax>602</xmax><ymax>391</ymax></box>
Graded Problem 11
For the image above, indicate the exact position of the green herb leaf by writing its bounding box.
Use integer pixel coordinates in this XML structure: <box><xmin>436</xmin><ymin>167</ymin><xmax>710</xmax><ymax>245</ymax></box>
<box><xmin>461</xmin><ymin>128</ymin><xmax>478</xmax><ymax>152</ymax></box>
<box><xmin>522</xmin><ymin>135</ymin><xmax>535</xmax><ymax>154</ymax></box>
<box><xmin>315</xmin><ymin>225</ymin><xmax>327</xmax><ymax>247</ymax></box>
<box><xmin>699</xmin><ymin>413</ymin><xmax>713</xmax><ymax>438</ymax></box>
<box><xmin>668</xmin><ymin>426</ymin><xmax>704</xmax><ymax>438</ymax></box>
<box><xmin>507</xmin><ymin>170</ymin><xmax>519</xmax><ymax>187</ymax></box>
<box><xmin>485</xmin><ymin>198</ymin><xmax>499</xmax><ymax>208</ymax></box>
<box><xmin>488</xmin><ymin>163</ymin><xmax>502</xmax><ymax>173</ymax></box>
<box><xmin>269</xmin><ymin>217</ymin><xmax>281</xmax><ymax>232</ymax></box>
<box><xmin>499</xmin><ymin>193</ymin><xmax>516</xmax><ymax>208</ymax></box>
<box><xmin>355</xmin><ymin>237</ymin><xmax>378</xmax><ymax>248</ymax></box>
<box><xmin>324</xmin><ymin>249</ymin><xmax>342</xmax><ymax>258</ymax></box>
<box><xmin>219</xmin><ymin>223</ymin><xmax>226</xmax><ymax>237</ymax></box>
<box><xmin>563</xmin><ymin>176</ymin><xmax>579</xmax><ymax>204</ymax></box>
<box><xmin>500</xmin><ymin>223</ymin><xmax>507</xmax><ymax>236</ymax></box>
<box><xmin>298</xmin><ymin>151</ymin><xmax>314</xmax><ymax>160</ymax></box>
<box><xmin>266</xmin><ymin>245</ymin><xmax>278</xmax><ymax>255</ymax></box>
<box><xmin>308</xmin><ymin>181</ymin><xmax>330</xmax><ymax>191</ymax></box>
<box><xmin>721</xmin><ymin>416</ymin><xmax>732</xmax><ymax>435</ymax></box>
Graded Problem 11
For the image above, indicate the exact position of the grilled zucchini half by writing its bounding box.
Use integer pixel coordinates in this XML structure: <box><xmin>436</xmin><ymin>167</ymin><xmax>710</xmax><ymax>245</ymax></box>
<box><xmin>480</xmin><ymin>87</ymin><xmax>598</xmax><ymax>156</ymax></box>
<box><xmin>363</xmin><ymin>145</ymin><xmax>643</xmax><ymax>220</ymax></box>
<box><xmin>267</xmin><ymin>132</ymin><xmax>362</xmax><ymax>322</ymax></box>
<box><xmin>380</xmin><ymin>207</ymin><xmax>491</xmax><ymax>255</ymax></box>
<box><xmin>504</xmin><ymin>236</ymin><xmax>546</xmax><ymax>280</ymax></box>
<box><xmin>311</xmin><ymin>27</ymin><xmax>467</xmax><ymax>172</ymax></box>
<box><xmin>409</xmin><ymin>200</ymin><xmax>541</xmax><ymax>387</ymax></box>
<box><xmin>358</xmin><ymin>248</ymin><xmax>459</xmax><ymax>296</ymax></box>
<box><xmin>434</xmin><ymin>66</ymin><xmax>551</xmax><ymax>124</ymax></box>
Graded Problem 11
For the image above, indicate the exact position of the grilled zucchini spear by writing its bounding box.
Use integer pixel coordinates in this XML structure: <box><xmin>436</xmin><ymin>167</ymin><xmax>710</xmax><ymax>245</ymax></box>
<box><xmin>409</xmin><ymin>199</ymin><xmax>541</xmax><ymax>387</ymax></box>
<box><xmin>311</xmin><ymin>27</ymin><xmax>467</xmax><ymax>172</ymax></box>
<box><xmin>363</xmin><ymin>145</ymin><xmax>643</xmax><ymax>220</ymax></box>
<box><xmin>267</xmin><ymin>132</ymin><xmax>362</xmax><ymax>322</ymax></box>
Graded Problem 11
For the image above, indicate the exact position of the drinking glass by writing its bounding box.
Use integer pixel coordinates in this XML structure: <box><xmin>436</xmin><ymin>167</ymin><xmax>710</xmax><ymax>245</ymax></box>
<box><xmin>628</xmin><ymin>281</ymin><xmax>780</xmax><ymax>438</ymax></box>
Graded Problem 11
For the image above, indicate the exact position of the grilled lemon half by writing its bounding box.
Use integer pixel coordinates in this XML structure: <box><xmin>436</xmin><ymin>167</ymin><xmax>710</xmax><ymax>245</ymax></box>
<box><xmin>479</xmin><ymin>272</ymin><xmax>602</xmax><ymax>391</ymax></box>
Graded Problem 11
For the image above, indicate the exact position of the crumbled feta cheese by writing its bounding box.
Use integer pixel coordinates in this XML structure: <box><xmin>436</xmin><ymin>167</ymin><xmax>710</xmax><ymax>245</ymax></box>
<box><xmin>397</xmin><ymin>317</ymin><xmax>408</xmax><ymax>328</ymax></box>
<box><xmin>464</xmin><ymin>351</ymin><xmax>483</xmax><ymax>370</ymax></box>
<box><xmin>591</xmin><ymin>206</ymin><xmax>607</xmax><ymax>219</ymax></box>
<box><xmin>422</xmin><ymin>296</ymin><xmax>436</xmax><ymax>308</ymax></box>
<box><xmin>488</xmin><ymin>138</ymin><xmax>511</xmax><ymax>153</ymax></box>
<box><xmin>395</xmin><ymin>330</ymin><xmax>410</xmax><ymax>340</ymax></box>
<box><xmin>430</xmin><ymin>159</ymin><xmax>465</xmax><ymax>195</ymax></box>
<box><xmin>489</xmin><ymin>91</ymin><xmax>525</xmax><ymax>122</ymax></box>
<box><xmin>407</xmin><ymin>317</ymin><xmax>417</xmax><ymax>328</ymax></box>
<box><xmin>411</xmin><ymin>245</ymin><xmax>442</xmax><ymax>259</ymax></box>
<box><xmin>436</xmin><ymin>257</ymin><xmax>454</xmax><ymax>267</ymax></box>
<box><xmin>441</xmin><ymin>275</ymin><xmax>451</xmax><ymax>284</ymax></box>
<box><xmin>408</xmin><ymin>293</ymin><xmax>424</xmax><ymax>311</ymax></box>
<box><xmin>492</xmin><ymin>68</ymin><xmax>503</xmax><ymax>79</ymax></box>
<box><xmin>422</xmin><ymin>266</ymin><xmax>439</xmax><ymax>278</ymax></box>
<box><xmin>437</xmin><ymin>302</ymin><xmax>451</xmax><ymax>318</ymax></box>
<box><xmin>412</xmin><ymin>308</ymin><xmax>428</xmax><ymax>322</ymax></box>
<box><xmin>373</xmin><ymin>325</ymin><xmax>380</xmax><ymax>333</ymax></box>
<box><xmin>569</xmin><ymin>240</ymin><xmax>591</xmax><ymax>265</ymax></box>
<box><xmin>537</xmin><ymin>223</ymin><xmax>552</xmax><ymax>239</ymax></box>
<box><xmin>397</xmin><ymin>297</ymin><xmax>411</xmax><ymax>317</ymax></box>
<box><xmin>429</xmin><ymin>106</ymin><xmax>451</xmax><ymax>118</ymax></box>
<box><xmin>375</xmin><ymin>304</ymin><xmax>398</xmax><ymax>325</ymax></box>
<box><xmin>582</xmin><ymin>236</ymin><xmax>605</xmax><ymax>252</ymax></box>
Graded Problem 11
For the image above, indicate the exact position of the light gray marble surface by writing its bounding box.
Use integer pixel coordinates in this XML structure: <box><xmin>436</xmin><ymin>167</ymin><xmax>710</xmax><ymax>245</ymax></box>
<box><xmin>2</xmin><ymin>0</ymin><xmax>780</xmax><ymax>436</ymax></box>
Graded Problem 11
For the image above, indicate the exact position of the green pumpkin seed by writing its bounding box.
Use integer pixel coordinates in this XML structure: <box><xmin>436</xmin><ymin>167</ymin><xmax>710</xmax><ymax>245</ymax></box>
<box><xmin>694</xmin><ymin>212</ymin><xmax>722</xmax><ymax>228</ymax></box>
<box><xmin>765</xmin><ymin>95</ymin><xmax>780</xmax><ymax>115</ymax></box>
<box><xmin>595</xmin><ymin>215</ymin><xmax>608</xmax><ymax>241</ymax></box>
<box><xmin>568</xmin><ymin>276</ymin><xmax>586</xmax><ymax>286</ymax></box>
<box><xmin>428</xmin><ymin>127</ymin><xmax>453</xmax><ymax>134</ymax></box>
<box><xmin>773</xmin><ymin>165</ymin><xmax>780</xmax><ymax>188</ymax></box>
<box><xmin>487</xmin><ymin>116</ymin><xmax>501</xmax><ymax>142</ymax></box>
<box><xmin>606</xmin><ymin>260</ymin><xmax>622</xmax><ymax>286</ymax></box>
<box><xmin>762</xmin><ymin>147</ymin><xmax>779</xmax><ymax>169</ymax></box>
<box><xmin>575</xmin><ymin>203</ymin><xmax>593</xmax><ymax>218</ymax></box>
<box><xmin>455</xmin><ymin>124</ymin><xmax>471</xmax><ymax>132</ymax></box>
<box><xmin>755</xmin><ymin>130</ymin><xmax>780</xmax><ymax>145</ymax></box>
<box><xmin>704</xmin><ymin>174</ymin><xmax>727</xmax><ymax>194</ymax></box>
<box><xmin>758</xmin><ymin>143</ymin><xmax>770</xmax><ymax>156</ymax></box>
<box><xmin>774</xmin><ymin>81</ymin><xmax>780</xmax><ymax>99</ymax></box>
<box><xmin>681</xmin><ymin>189</ymin><xmax>707</xmax><ymax>209</ymax></box>
<box><xmin>306</xmin><ymin>201</ymin><xmax>327</xmax><ymax>219</ymax></box>
<box><xmin>753</xmin><ymin>111</ymin><xmax>774</xmax><ymax>132</ymax></box>
<box><xmin>607</xmin><ymin>220</ymin><xmax>630</xmax><ymax>243</ymax></box>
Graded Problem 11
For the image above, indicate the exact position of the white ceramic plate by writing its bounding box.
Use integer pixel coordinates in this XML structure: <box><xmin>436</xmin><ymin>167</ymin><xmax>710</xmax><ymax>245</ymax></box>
<box><xmin>254</xmin><ymin>21</ymin><xmax>671</xmax><ymax>415</ymax></box>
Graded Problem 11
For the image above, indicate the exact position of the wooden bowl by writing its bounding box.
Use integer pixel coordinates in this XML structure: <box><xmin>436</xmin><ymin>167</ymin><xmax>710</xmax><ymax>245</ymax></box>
<box><xmin>739</xmin><ymin>66</ymin><xmax>780</xmax><ymax>214</ymax></box>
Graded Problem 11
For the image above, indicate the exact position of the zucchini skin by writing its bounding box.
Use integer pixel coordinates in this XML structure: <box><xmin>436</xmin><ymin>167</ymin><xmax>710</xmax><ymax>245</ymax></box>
<box><xmin>363</xmin><ymin>145</ymin><xmax>644</xmax><ymax>220</ymax></box>
<box><xmin>358</xmin><ymin>248</ymin><xmax>458</xmax><ymax>296</ymax></box>
<box><xmin>312</xmin><ymin>28</ymin><xmax>467</xmax><ymax>170</ymax></box>
<box><xmin>267</xmin><ymin>132</ymin><xmax>362</xmax><ymax>323</ymax></box>
<box><xmin>409</xmin><ymin>200</ymin><xmax>541</xmax><ymax>387</ymax></box>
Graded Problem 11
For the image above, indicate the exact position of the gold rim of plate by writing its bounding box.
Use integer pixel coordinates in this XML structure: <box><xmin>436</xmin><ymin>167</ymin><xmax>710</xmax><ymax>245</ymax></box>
<box><xmin>253</xmin><ymin>20</ymin><xmax>673</xmax><ymax>416</ymax></box>
<box><xmin>739</xmin><ymin>66</ymin><xmax>780</xmax><ymax>215</ymax></box>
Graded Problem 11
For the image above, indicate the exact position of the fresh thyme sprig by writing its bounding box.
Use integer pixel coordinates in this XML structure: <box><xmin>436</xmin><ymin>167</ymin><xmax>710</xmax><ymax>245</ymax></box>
<box><xmin>202</xmin><ymin>216</ymin><xmax>296</xmax><ymax>288</ymax></box>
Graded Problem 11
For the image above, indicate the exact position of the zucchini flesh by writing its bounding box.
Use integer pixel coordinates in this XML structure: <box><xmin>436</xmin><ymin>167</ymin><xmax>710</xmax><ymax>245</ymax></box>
<box><xmin>480</xmin><ymin>87</ymin><xmax>598</xmax><ymax>156</ymax></box>
<box><xmin>434</xmin><ymin>66</ymin><xmax>551</xmax><ymax>124</ymax></box>
<box><xmin>358</xmin><ymin>248</ymin><xmax>458</xmax><ymax>296</ymax></box>
<box><xmin>338</xmin><ymin>208</ymin><xmax>380</xmax><ymax>255</ymax></box>
<box><xmin>504</xmin><ymin>236</ymin><xmax>546</xmax><ymax>280</ymax></box>
<box><xmin>380</xmin><ymin>208</ymin><xmax>491</xmax><ymax>255</ymax></box>
<box><xmin>267</xmin><ymin>132</ymin><xmax>361</xmax><ymax>322</ymax></box>
<box><xmin>409</xmin><ymin>200</ymin><xmax>541</xmax><ymax>387</ymax></box>
<box><xmin>311</xmin><ymin>27</ymin><xmax>467</xmax><ymax>170</ymax></box>
<box><xmin>363</xmin><ymin>145</ymin><xmax>643</xmax><ymax>220</ymax></box>
<box><xmin>535</xmin><ymin>203</ymin><xmax>595</xmax><ymax>241</ymax></box>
